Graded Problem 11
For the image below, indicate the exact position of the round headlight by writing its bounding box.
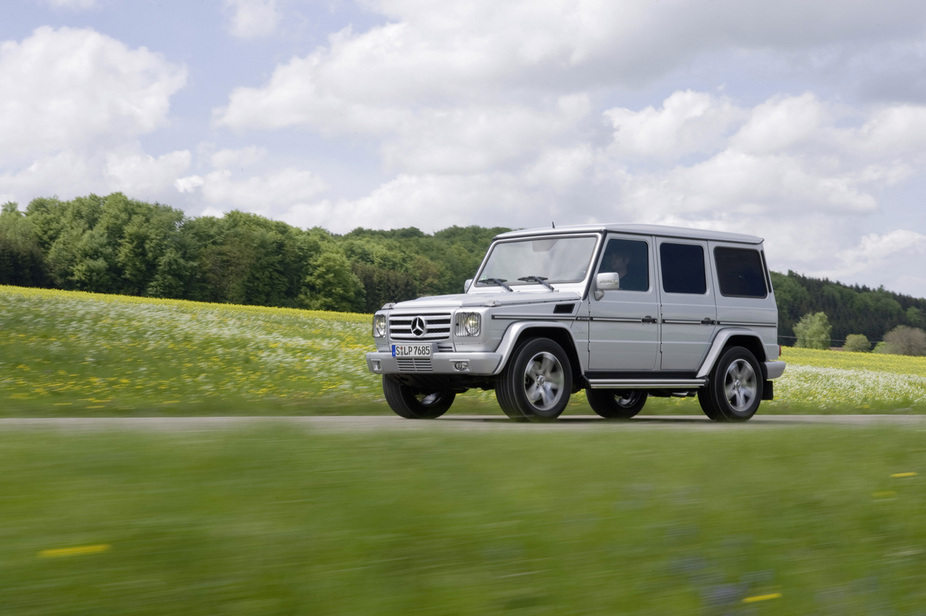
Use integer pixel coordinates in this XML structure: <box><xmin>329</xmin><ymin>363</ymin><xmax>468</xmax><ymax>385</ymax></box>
<box><xmin>373</xmin><ymin>314</ymin><xmax>387</xmax><ymax>338</ymax></box>
<box><xmin>463</xmin><ymin>313</ymin><xmax>480</xmax><ymax>336</ymax></box>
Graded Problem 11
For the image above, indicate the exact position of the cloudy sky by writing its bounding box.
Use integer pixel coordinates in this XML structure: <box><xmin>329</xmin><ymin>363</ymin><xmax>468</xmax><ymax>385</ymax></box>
<box><xmin>3</xmin><ymin>1</ymin><xmax>926</xmax><ymax>297</ymax></box>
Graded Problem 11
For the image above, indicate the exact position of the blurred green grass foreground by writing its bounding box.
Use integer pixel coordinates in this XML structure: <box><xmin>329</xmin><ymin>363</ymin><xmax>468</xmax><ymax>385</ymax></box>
<box><xmin>2</xmin><ymin>284</ymin><xmax>926</xmax><ymax>416</ymax></box>
<box><xmin>1</xmin><ymin>426</ymin><xmax>924</xmax><ymax>614</ymax></box>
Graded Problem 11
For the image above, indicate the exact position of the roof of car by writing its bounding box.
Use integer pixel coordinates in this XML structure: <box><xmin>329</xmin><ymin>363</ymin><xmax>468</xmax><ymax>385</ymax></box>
<box><xmin>494</xmin><ymin>223</ymin><xmax>764</xmax><ymax>244</ymax></box>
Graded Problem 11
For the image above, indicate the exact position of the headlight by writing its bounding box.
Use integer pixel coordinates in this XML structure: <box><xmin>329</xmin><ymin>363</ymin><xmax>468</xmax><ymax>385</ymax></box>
<box><xmin>372</xmin><ymin>314</ymin><xmax>387</xmax><ymax>338</ymax></box>
<box><xmin>456</xmin><ymin>312</ymin><xmax>481</xmax><ymax>337</ymax></box>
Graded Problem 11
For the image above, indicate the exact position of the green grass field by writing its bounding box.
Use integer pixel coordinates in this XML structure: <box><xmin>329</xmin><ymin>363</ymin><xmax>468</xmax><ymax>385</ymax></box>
<box><xmin>1</xmin><ymin>426</ymin><xmax>924</xmax><ymax>614</ymax></box>
<box><xmin>2</xmin><ymin>285</ymin><xmax>925</xmax><ymax>416</ymax></box>
<box><xmin>3</xmin><ymin>286</ymin><xmax>925</xmax><ymax>614</ymax></box>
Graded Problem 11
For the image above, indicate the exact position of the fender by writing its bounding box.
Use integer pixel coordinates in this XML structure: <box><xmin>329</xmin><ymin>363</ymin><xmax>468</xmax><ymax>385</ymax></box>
<box><xmin>696</xmin><ymin>328</ymin><xmax>765</xmax><ymax>379</ymax></box>
<box><xmin>490</xmin><ymin>320</ymin><xmax>578</xmax><ymax>375</ymax></box>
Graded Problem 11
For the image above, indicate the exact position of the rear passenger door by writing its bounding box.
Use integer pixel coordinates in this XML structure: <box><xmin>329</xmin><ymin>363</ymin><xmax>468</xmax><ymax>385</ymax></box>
<box><xmin>656</xmin><ymin>238</ymin><xmax>717</xmax><ymax>372</ymax></box>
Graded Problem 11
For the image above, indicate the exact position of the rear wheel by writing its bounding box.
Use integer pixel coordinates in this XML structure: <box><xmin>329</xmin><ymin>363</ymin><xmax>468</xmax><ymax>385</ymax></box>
<box><xmin>382</xmin><ymin>376</ymin><xmax>455</xmax><ymax>419</ymax></box>
<box><xmin>496</xmin><ymin>338</ymin><xmax>572</xmax><ymax>421</ymax></box>
<box><xmin>586</xmin><ymin>389</ymin><xmax>647</xmax><ymax>419</ymax></box>
<box><xmin>698</xmin><ymin>347</ymin><xmax>763</xmax><ymax>422</ymax></box>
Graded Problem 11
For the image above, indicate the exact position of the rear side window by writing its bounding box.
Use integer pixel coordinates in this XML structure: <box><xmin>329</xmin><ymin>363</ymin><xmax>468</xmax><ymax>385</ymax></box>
<box><xmin>714</xmin><ymin>247</ymin><xmax>768</xmax><ymax>298</ymax></box>
<box><xmin>660</xmin><ymin>243</ymin><xmax>706</xmax><ymax>294</ymax></box>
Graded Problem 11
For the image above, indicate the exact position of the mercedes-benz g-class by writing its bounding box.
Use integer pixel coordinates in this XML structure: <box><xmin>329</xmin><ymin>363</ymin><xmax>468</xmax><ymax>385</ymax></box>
<box><xmin>366</xmin><ymin>224</ymin><xmax>785</xmax><ymax>422</ymax></box>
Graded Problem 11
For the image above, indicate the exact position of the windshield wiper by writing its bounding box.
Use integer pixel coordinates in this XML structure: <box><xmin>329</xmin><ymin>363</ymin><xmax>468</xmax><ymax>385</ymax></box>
<box><xmin>479</xmin><ymin>277</ymin><xmax>513</xmax><ymax>291</ymax></box>
<box><xmin>518</xmin><ymin>275</ymin><xmax>554</xmax><ymax>291</ymax></box>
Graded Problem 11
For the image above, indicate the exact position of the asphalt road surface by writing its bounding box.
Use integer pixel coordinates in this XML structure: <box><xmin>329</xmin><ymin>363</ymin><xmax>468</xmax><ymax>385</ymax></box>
<box><xmin>1</xmin><ymin>414</ymin><xmax>925</xmax><ymax>432</ymax></box>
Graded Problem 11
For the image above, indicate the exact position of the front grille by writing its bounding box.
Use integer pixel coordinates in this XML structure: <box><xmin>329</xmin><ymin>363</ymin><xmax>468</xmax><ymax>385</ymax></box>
<box><xmin>389</xmin><ymin>313</ymin><xmax>452</xmax><ymax>341</ymax></box>
<box><xmin>396</xmin><ymin>358</ymin><xmax>433</xmax><ymax>372</ymax></box>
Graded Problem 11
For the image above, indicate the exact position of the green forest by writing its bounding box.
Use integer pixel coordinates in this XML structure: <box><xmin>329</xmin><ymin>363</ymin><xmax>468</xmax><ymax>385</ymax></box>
<box><xmin>3</xmin><ymin>193</ymin><xmax>925</xmax><ymax>348</ymax></box>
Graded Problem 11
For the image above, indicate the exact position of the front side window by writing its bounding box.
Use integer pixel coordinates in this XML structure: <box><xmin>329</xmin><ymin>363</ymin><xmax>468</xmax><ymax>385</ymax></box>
<box><xmin>475</xmin><ymin>235</ymin><xmax>598</xmax><ymax>288</ymax></box>
<box><xmin>660</xmin><ymin>243</ymin><xmax>707</xmax><ymax>294</ymax></box>
<box><xmin>714</xmin><ymin>247</ymin><xmax>768</xmax><ymax>297</ymax></box>
<box><xmin>598</xmin><ymin>238</ymin><xmax>649</xmax><ymax>291</ymax></box>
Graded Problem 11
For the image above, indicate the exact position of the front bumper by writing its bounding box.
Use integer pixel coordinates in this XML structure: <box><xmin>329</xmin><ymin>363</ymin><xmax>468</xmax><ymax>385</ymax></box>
<box><xmin>366</xmin><ymin>351</ymin><xmax>504</xmax><ymax>376</ymax></box>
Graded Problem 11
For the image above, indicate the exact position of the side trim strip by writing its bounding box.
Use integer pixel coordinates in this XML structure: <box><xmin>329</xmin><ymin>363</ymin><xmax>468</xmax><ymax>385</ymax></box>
<box><xmin>717</xmin><ymin>321</ymin><xmax>776</xmax><ymax>328</ymax></box>
<box><xmin>491</xmin><ymin>315</ymin><xmax>578</xmax><ymax>322</ymax></box>
<box><xmin>587</xmin><ymin>378</ymin><xmax>707</xmax><ymax>389</ymax></box>
<box><xmin>588</xmin><ymin>316</ymin><xmax>650</xmax><ymax>324</ymax></box>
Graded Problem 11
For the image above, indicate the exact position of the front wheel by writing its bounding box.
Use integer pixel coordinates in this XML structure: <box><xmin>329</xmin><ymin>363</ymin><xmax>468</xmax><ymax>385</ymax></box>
<box><xmin>382</xmin><ymin>376</ymin><xmax>455</xmax><ymax>419</ymax></box>
<box><xmin>496</xmin><ymin>338</ymin><xmax>572</xmax><ymax>421</ymax></box>
<box><xmin>697</xmin><ymin>347</ymin><xmax>763</xmax><ymax>422</ymax></box>
<box><xmin>586</xmin><ymin>389</ymin><xmax>647</xmax><ymax>419</ymax></box>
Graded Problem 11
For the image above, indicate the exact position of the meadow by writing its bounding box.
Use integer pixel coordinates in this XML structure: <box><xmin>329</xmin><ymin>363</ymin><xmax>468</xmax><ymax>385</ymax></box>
<box><xmin>1</xmin><ymin>425</ymin><xmax>924</xmax><ymax>615</ymax></box>
<box><xmin>2</xmin><ymin>284</ymin><xmax>926</xmax><ymax>416</ymax></box>
<box><xmin>3</xmin><ymin>286</ymin><xmax>926</xmax><ymax>614</ymax></box>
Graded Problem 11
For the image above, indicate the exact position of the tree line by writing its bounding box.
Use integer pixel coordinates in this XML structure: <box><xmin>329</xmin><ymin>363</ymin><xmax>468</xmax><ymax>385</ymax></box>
<box><xmin>771</xmin><ymin>271</ymin><xmax>926</xmax><ymax>349</ymax></box>
<box><xmin>0</xmin><ymin>194</ymin><xmax>504</xmax><ymax>313</ymax></box>
<box><xmin>3</xmin><ymin>193</ymin><xmax>925</xmax><ymax>350</ymax></box>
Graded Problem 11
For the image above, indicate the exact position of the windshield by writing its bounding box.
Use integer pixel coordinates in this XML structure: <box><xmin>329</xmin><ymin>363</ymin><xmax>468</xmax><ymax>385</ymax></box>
<box><xmin>475</xmin><ymin>235</ymin><xmax>599</xmax><ymax>288</ymax></box>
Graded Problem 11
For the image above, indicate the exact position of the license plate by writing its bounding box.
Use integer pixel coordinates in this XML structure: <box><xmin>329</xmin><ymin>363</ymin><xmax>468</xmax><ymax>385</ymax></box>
<box><xmin>392</xmin><ymin>344</ymin><xmax>432</xmax><ymax>358</ymax></box>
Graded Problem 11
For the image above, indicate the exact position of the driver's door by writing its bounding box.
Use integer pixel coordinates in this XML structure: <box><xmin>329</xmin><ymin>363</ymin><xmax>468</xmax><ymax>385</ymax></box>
<box><xmin>587</xmin><ymin>235</ymin><xmax>660</xmax><ymax>372</ymax></box>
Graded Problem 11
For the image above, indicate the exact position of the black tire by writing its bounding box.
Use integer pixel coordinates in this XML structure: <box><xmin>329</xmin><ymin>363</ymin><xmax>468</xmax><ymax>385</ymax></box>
<box><xmin>382</xmin><ymin>376</ymin><xmax>454</xmax><ymax>419</ymax></box>
<box><xmin>697</xmin><ymin>390</ymin><xmax>723</xmax><ymax>421</ymax></box>
<box><xmin>496</xmin><ymin>338</ymin><xmax>572</xmax><ymax>421</ymax></box>
<box><xmin>586</xmin><ymin>389</ymin><xmax>647</xmax><ymax>419</ymax></box>
<box><xmin>698</xmin><ymin>347</ymin><xmax>763</xmax><ymax>422</ymax></box>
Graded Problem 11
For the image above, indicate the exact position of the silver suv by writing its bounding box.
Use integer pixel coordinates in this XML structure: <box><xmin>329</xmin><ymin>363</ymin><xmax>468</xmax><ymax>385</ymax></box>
<box><xmin>366</xmin><ymin>224</ymin><xmax>785</xmax><ymax>422</ymax></box>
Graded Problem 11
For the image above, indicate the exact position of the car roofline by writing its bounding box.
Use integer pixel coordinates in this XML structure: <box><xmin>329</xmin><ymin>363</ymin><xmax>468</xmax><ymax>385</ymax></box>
<box><xmin>494</xmin><ymin>223</ymin><xmax>763</xmax><ymax>245</ymax></box>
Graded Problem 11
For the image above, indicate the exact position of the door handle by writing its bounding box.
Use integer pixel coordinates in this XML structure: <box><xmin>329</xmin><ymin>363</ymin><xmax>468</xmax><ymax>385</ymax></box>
<box><xmin>642</xmin><ymin>316</ymin><xmax>658</xmax><ymax>324</ymax></box>
<box><xmin>701</xmin><ymin>318</ymin><xmax>716</xmax><ymax>325</ymax></box>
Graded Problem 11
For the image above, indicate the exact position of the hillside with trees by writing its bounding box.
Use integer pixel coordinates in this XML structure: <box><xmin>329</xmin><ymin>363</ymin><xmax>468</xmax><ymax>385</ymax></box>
<box><xmin>771</xmin><ymin>271</ymin><xmax>926</xmax><ymax>348</ymax></box>
<box><xmin>3</xmin><ymin>193</ymin><xmax>925</xmax><ymax>351</ymax></box>
<box><xmin>0</xmin><ymin>194</ymin><xmax>504</xmax><ymax>314</ymax></box>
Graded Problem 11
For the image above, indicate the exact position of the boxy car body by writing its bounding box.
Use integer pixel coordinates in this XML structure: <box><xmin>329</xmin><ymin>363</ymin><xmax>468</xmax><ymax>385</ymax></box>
<box><xmin>366</xmin><ymin>224</ymin><xmax>785</xmax><ymax>421</ymax></box>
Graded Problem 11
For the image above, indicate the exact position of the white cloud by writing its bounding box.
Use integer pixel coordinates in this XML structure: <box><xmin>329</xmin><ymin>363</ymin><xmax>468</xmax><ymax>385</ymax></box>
<box><xmin>215</xmin><ymin>0</ymin><xmax>926</xmax><ymax>135</ymax></box>
<box><xmin>382</xmin><ymin>96</ymin><xmax>592</xmax><ymax>174</ymax></box>
<box><xmin>175</xmin><ymin>175</ymin><xmax>205</xmax><ymax>194</ymax></box>
<box><xmin>524</xmin><ymin>145</ymin><xmax>596</xmax><ymax>191</ymax></box>
<box><xmin>842</xmin><ymin>229</ymin><xmax>926</xmax><ymax>263</ymax></box>
<box><xmin>104</xmin><ymin>150</ymin><xmax>192</xmax><ymax>195</ymax></box>
<box><xmin>176</xmin><ymin>145</ymin><xmax>327</xmax><ymax>215</ymax></box>
<box><xmin>849</xmin><ymin>104</ymin><xmax>926</xmax><ymax>156</ymax></box>
<box><xmin>224</xmin><ymin>0</ymin><xmax>281</xmax><ymax>40</ymax></box>
<box><xmin>283</xmin><ymin>173</ymin><xmax>532</xmax><ymax>233</ymax></box>
<box><xmin>214</xmin><ymin>48</ymin><xmax>413</xmax><ymax>134</ymax></box>
<box><xmin>1</xmin><ymin>148</ymin><xmax>191</xmax><ymax>206</ymax></box>
<box><xmin>604</xmin><ymin>90</ymin><xmax>916</xmax><ymax>226</ymax></box>
<box><xmin>605</xmin><ymin>91</ymin><xmax>743</xmax><ymax>161</ymax></box>
<box><xmin>812</xmin><ymin>229</ymin><xmax>926</xmax><ymax>293</ymax></box>
<box><xmin>730</xmin><ymin>93</ymin><xmax>827</xmax><ymax>155</ymax></box>
<box><xmin>0</xmin><ymin>151</ymin><xmax>100</xmax><ymax>201</ymax></box>
<box><xmin>175</xmin><ymin>167</ymin><xmax>329</xmax><ymax>218</ymax></box>
<box><xmin>0</xmin><ymin>27</ymin><xmax>187</xmax><ymax>165</ymax></box>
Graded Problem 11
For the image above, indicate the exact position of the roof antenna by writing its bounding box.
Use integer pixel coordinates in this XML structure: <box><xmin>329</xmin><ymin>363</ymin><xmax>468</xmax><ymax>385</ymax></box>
<box><xmin>552</xmin><ymin>221</ymin><xmax>556</xmax><ymax>228</ymax></box>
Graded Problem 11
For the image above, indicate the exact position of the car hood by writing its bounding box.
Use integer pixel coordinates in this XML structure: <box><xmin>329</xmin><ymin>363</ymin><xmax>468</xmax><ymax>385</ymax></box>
<box><xmin>385</xmin><ymin>290</ymin><xmax>583</xmax><ymax>311</ymax></box>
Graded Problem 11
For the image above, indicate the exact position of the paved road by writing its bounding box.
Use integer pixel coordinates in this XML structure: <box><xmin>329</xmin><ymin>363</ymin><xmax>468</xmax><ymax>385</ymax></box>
<box><xmin>2</xmin><ymin>414</ymin><xmax>924</xmax><ymax>432</ymax></box>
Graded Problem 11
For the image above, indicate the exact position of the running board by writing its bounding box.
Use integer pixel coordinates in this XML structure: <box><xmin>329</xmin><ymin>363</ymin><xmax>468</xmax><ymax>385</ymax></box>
<box><xmin>586</xmin><ymin>378</ymin><xmax>707</xmax><ymax>389</ymax></box>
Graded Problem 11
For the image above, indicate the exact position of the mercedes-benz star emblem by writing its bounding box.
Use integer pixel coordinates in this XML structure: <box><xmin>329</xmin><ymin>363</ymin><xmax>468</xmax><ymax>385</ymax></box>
<box><xmin>411</xmin><ymin>317</ymin><xmax>427</xmax><ymax>337</ymax></box>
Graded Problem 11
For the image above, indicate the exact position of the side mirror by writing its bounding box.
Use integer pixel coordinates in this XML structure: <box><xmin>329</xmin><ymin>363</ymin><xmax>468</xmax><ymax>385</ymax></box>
<box><xmin>594</xmin><ymin>272</ymin><xmax>619</xmax><ymax>300</ymax></box>
<box><xmin>596</xmin><ymin>272</ymin><xmax>620</xmax><ymax>291</ymax></box>
<box><xmin>464</xmin><ymin>278</ymin><xmax>473</xmax><ymax>292</ymax></box>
